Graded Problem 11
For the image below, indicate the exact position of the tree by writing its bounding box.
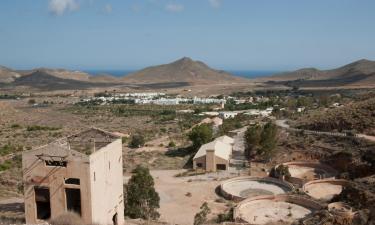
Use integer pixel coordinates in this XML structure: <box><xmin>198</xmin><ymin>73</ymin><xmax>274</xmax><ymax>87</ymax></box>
<box><xmin>128</xmin><ymin>134</ymin><xmax>145</xmax><ymax>148</ymax></box>
<box><xmin>244</xmin><ymin>124</ymin><xmax>262</xmax><ymax>159</ymax></box>
<box><xmin>28</xmin><ymin>99</ymin><xmax>36</xmax><ymax>104</ymax></box>
<box><xmin>270</xmin><ymin>165</ymin><xmax>291</xmax><ymax>179</ymax></box>
<box><xmin>194</xmin><ymin>202</ymin><xmax>211</xmax><ymax>225</ymax></box>
<box><xmin>219</xmin><ymin>116</ymin><xmax>243</xmax><ymax>135</ymax></box>
<box><xmin>259</xmin><ymin>122</ymin><xmax>278</xmax><ymax>160</ymax></box>
<box><xmin>125</xmin><ymin>166</ymin><xmax>160</xmax><ymax>220</ymax></box>
<box><xmin>244</xmin><ymin>122</ymin><xmax>278</xmax><ymax>161</ymax></box>
<box><xmin>188</xmin><ymin>124</ymin><xmax>213</xmax><ymax>150</ymax></box>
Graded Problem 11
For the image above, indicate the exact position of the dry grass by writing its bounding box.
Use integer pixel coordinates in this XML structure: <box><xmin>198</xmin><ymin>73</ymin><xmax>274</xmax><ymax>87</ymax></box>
<box><xmin>49</xmin><ymin>212</ymin><xmax>86</xmax><ymax>225</ymax></box>
<box><xmin>297</xmin><ymin>97</ymin><xmax>375</xmax><ymax>135</ymax></box>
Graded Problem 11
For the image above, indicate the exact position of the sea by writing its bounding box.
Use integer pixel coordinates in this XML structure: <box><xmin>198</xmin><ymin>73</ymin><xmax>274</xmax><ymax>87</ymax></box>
<box><xmin>83</xmin><ymin>70</ymin><xmax>281</xmax><ymax>79</ymax></box>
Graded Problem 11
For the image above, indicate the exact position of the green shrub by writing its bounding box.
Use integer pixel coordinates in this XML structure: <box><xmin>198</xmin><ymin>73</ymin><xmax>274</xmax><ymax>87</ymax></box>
<box><xmin>244</xmin><ymin>122</ymin><xmax>278</xmax><ymax>161</ymax></box>
<box><xmin>216</xmin><ymin>208</ymin><xmax>234</xmax><ymax>223</ymax></box>
<box><xmin>26</xmin><ymin>125</ymin><xmax>61</xmax><ymax>132</ymax></box>
<box><xmin>194</xmin><ymin>202</ymin><xmax>211</xmax><ymax>225</ymax></box>
<box><xmin>188</xmin><ymin>124</ymin><xmax>213</xmax><ymax>151</ymax></box>
<box><xmin>168</xmin><ymin>141</ymin><xmax>176</xmax><ymax>148</ymax></box>
<box><xmin>122</xmin><ymin>136</ymin><xmax>129</xmax><ymax>143</ymax></box>
<box><xmin>10</xmin><ymin>124</ymin><xmax>22</xmax><ymax>129</ymax></box>
<box><xmin>125</xmin><ymin>166</ymin><xmax>160</xmax><ymax>219</ymax></box>
<box><xmin>0</xmin><ymin>144</ymin><xmax>23</xmax><ymax>156</ymax></box>
<box><xmin>128</xmin><ymin>134</ymin><xmax>145</xmax><ymax>148</ymax></box>
<box><xmin>0</xmin><ymin>161</ymin><xmax>12</xmax><ymax>171</ymax></box>
<box><xmin>0</xmin><ymin>155</ymin><xmax>21</xmax><ymax>171</ymax></box>
<box><xmin>270</xmin><ymin>165</ymin><xmax>291</xmax><ymax>179</ymax></box>
<box><xmin>28</xmin><ymin>99</ymin><xmax>36</xmax><ymax>104</ymax></box>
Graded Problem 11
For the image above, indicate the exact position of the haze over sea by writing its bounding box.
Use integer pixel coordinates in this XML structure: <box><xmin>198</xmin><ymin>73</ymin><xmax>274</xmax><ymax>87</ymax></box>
<box><xmin>84</xmin><ymin>70</ymin><xmax>281</xmax><ymax>79</ymax></box>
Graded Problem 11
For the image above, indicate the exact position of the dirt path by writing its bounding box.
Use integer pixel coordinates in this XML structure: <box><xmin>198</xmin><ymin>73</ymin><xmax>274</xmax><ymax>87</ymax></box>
<box><xmin>125</xmin><ymin>170</ymin><xmax>228</xmax><ymax>225</ymax></box>
<box><xmin>357</xmin><ymin>134</ymin><xmax>375</xmax><ymax>142</ymax></box>
<box><xmin>275</xmin><ymin>120</ymin><xmax>375</xmax><ymax>143</ymax></box>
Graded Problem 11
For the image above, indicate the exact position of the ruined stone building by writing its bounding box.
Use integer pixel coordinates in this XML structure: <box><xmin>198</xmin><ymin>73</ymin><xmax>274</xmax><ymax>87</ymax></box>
<box><xmin>22</xmin><ymin>128</ymin><xmax>125</xmax><ymax>225</ymax></box>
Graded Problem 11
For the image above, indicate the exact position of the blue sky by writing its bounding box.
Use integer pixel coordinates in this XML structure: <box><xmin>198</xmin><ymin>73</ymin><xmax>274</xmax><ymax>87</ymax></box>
<box><xmin>1</xmin><ymin>0</ymin><xmax>375</xmax><ymax>71</ymax></box>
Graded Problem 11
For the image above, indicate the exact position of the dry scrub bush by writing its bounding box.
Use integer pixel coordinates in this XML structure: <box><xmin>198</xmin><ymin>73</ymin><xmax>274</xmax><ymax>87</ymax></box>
<box><xmin>49</xmin><ymin>212</ymin><xmax>89</xmax><ymax>225</ymax></box>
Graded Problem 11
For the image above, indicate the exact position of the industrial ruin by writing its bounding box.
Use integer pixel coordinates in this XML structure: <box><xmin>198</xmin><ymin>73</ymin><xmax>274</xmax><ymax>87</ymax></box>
<box><xmin>22</xmin><ymin>128</ymin><xmax>125</xmax><ymax>225</ymax></box>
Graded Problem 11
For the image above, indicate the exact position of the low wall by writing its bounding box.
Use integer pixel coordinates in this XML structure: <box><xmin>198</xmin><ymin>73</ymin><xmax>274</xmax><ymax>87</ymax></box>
<box><xmin>279</xmin><ymin>161</ymin><xmax>338</xmax><ymax>186</ymax></box>
<box><xmin>220</xmin><ymin>176</ymin><xmax>295</xmax><ymax>202</ymax></box>
<box><xmin>234</xmin><ymin>194</ymin><xmax>323</xmax><ymax>223</ymax></box>
<box><xmin>303</xmin><ymin>179</ymin><xmax>351</xmax><ymax>194</ymax></box>
<box><xmin>287</xmin><ymin>127</ymin><xmax>349</xmax><ymax>138</ymax></box>
<box><xmin>328</xmin><ymin>202</ymin><xmax>354</xmax><ymax>217</ymax></box>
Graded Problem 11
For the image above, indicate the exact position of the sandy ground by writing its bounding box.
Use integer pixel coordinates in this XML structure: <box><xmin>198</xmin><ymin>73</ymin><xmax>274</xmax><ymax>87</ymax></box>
<box><xmin>305</xmin><ymin>183</ymin><xmax>343</xmax><ymax>201</ymax></box>
<box><xmin>222</xmin><ymin>180</ymin><xmax>291</xmax><ymax>198</ymax></box>
<box><xmin>125</xmin><ymin>170</ymin><xmax>228</xmax><ymax>225</ymax></box>
<box><xmin>288</xmin><ymin>165</ymin><xmax>327</xmax><ymax>180</ymax></box>
<box><xmin>135</xmin><ymin>136</ymin><xmax>171</xmax><ymax>152</ymax></box>
<box><xmin>238</xmin><ymin>200</ymin><xmax>313</xmax><ymax>225</ymax></box>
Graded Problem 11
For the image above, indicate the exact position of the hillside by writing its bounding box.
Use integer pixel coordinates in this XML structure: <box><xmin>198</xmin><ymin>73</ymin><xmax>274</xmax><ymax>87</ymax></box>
<box><xmin>11</xmin><ymin>71</ymin><xmax>114</xmax><ymax>90</ymax></box>
<box><xmin>88</xmin><ymin>74</ymin><xmax>119</xmax><ymax>83</ymax></box>
<box><xmin>18</xmin><ymin>68</ymin><xmax>91</xmax><ymax>82</ymax></box>
<box><xmin>0</xmin><ymin>66</ymin><xmax>22</xmax><ymax>83</ymax></box>
<box><xmin>262</xmin><ymin>59</ymin><xmax>375</xmax><ymax>87</ymax></box>
<box><xmin>297</xmin><ymin>96</ymin><xmax>375</xmax><ymax>135</ymax></box>
<box><xmin>122</xmin><ymin>57</ymin><xmax>246</xmax><ymax>85</ymax></box>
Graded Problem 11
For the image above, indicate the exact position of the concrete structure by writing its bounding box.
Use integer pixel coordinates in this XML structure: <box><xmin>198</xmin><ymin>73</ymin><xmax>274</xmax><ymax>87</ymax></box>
<box><xmin>327</xmin><ymin>202</ymin><xmax>355</xmax><ymax>224</ymax></box>
<box><xmin>193</xmin><ymin>136</ymin><xmax>234</xmax><ymax>172</ymax></box>
<box><xmin>22</xmin><ymin>128</ymin><xmax>125</xmax><ymax>225</ymax></box>
<box><xmin>303</xmin><ymin>179</ymin><xmax>351</xmax><ymax>202</ymax></box>
<box><xmin>278</xmin><ymin>161</ymin><xmax>338</xmax><ymax>186</ymax></box>
<box><xmin>219</xmin><ymin>111</ymin><xmax>238</xmax><ymax>119</ymax></box>
<box><xmin>234</xmin><ymin>195</ymin><xmax>322</xmax><ymax>225</ymax></box>
<box><xmin>220</xmin><ymin>177</ymin><xmax>294</xmax><ymax>202</ymax></box>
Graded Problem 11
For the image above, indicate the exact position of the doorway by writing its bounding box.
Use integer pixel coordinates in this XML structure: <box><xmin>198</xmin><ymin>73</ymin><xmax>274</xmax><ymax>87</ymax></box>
<box><xmin>34</xmin><ymin>187</ymin><xmax>51</xmax><ymax>220</ymax></box>
<box><xmin>65</xmin><ymin>188</ymin><xmax>81</xmax><ymax>215</ymax></box>
<box><xmin>216</xmin><ymin>164</ymin><xmax>227</xmax><ymax>170</ymax></box>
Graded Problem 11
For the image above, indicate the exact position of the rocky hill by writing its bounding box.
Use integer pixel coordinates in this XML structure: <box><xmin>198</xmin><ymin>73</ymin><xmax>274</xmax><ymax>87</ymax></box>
<box><xmin>297</xmin><ymin>96</ymin><xmax>375</xmax><ymax>135</ymax></box>
<box><xmin>121</xmin><ymin>57</ymin><xmax>246</xmax><ymax>85</ymax></box>
<box><xmin>11</xmin><ymin>70</ymin><xmax>114</xmax><ymax>90</ymax></box>
<box><xmin>18</xmin><ymin>68</ymin><xmax>91</xmax><ymax>82</ymax></box>
<box><xmin>262</xmin><ymin>59</ymin><xmax>375</xmax><ymax>87</ymax></box>
<box><xmin>0</xmin><ymin>66</ymin><xmax>22</xmax><ymax>83</ymax></box>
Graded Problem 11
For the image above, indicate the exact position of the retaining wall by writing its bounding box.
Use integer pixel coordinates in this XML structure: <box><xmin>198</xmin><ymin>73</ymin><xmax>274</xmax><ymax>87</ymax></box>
<box><xmin>220</xmin><ymin>176</ymin><xmax>294</xmax><ymax>202</ymax></box>
<box><xmin>279</xmin><ymin>161</ymin><xmax>338</xmax><ymax>186</ymax></box>
<box><xmin>234</xmin><ymin>194</ymin><xmax>323</xmax><ymax>223</ymax></box>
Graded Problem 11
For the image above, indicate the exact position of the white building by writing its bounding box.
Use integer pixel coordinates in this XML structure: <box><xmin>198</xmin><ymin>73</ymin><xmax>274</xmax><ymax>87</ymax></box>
<box><xmin>219</xmin><ymin>111</ymin><xmax>239</xmax><ymax>119</ymax></box>
<box><xmin>193</xmin><ymin>136</ymin><xmax>234</xmax><ymax>172</ymax></box>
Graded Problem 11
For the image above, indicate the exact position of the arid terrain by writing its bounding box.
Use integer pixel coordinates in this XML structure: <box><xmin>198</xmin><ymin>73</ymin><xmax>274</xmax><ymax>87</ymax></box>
<box><xmin>0</xmin><ymin>81</ymin><xmax>374</xmax><ymax>225</ymax></box>
<box><xmin>1</xmin><ymin>58</ymin><xmax>375</xmax><ymax>225</ymax></box>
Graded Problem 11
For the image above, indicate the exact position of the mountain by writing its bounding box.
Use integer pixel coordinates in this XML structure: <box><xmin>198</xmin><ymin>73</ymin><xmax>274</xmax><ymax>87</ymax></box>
<box><xmin>262</xmin><ymin>59</ymin><xmax>375</xmax><ymax>87</ymax></box>
<box><xmin>18</xmin><ymin>68</ymin><xmax>91</xmax><ymax>82</ymax></box>
<box><xmin>88</xmin><ymin>74</ymin><xmax>119</xmax><ymax>83</ymax></box>
<box><xmin>121</xmin><ymin>57</ymin><xmax>246</xmax><ymax>85</ymax></box>
<box><xmin>0</xmin><ymin>66</ymin><xmax>22</xmax><ymax>83</ymax></box>
<box><xmin>12</xmin><ymin>70</ymin><xmax>114</xmax><ymax>90</ymax></box>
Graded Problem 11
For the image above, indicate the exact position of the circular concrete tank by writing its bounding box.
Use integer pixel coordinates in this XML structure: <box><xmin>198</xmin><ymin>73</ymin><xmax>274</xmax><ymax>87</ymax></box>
<box><xmin>303</xmin><ymin>179</ymin><xmax>351</xmax><ymax>202</ymax></box>
<box><xmin>234</xmin><ymin>195</ymin><xmax>323</xmax><ymax>225</ymax></box>
<box><xmin>280</xmin><ymin>162</ymin><xmax>338</xmax><ymax>185</ymax></box>
<box><xmin>220</xmin><ymin>177</ymin><xmax>294</xmax><ymax>202</ymax></box>
<box><xmin>328</xmin><ymin>202</ymin><xmax>355</xmax><ymax>222</ymax></box>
